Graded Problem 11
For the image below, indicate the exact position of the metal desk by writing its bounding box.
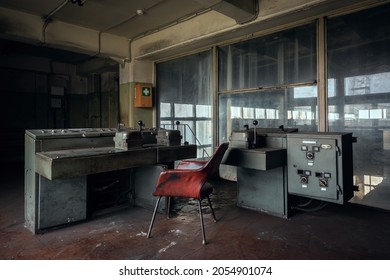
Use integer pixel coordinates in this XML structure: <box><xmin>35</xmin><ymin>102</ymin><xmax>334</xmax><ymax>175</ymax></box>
<box><xmin>25</xmin><ymin>128</ymin><xmax>196</xmax><ymax>233</ymax></box>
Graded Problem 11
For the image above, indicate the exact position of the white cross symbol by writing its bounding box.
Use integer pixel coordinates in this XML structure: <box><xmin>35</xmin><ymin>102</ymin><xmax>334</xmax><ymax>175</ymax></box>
<box><xmin>142</xmin><ymin>87</ymin><xmax>150</xmax><ymax>96</ymax></box>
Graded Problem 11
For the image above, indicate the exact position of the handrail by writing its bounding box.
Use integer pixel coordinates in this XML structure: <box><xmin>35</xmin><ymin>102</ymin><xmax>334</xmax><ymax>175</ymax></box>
<box><xmin>160</xmin><ymin>122</ymin><xmax>210</xmax><ymax>158</ymax></box>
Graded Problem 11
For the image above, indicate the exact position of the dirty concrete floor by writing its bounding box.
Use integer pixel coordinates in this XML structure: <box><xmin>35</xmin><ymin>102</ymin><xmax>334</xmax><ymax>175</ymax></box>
<box><xmin>1</xmin><ymin>163</ymin><xmax>390</xmax><ymax>260</ymax></box>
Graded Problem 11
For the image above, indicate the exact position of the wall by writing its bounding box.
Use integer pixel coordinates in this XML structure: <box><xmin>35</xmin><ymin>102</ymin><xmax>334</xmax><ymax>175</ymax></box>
<box><xmin>0</xmin><ymin>51</ymin><xmax>118</xmax><ymax>165</ymax></box>
<box><xmin>119</xmin><ymin>60</ymin><xmax>155</xmax><ymax>129</ymax></box>
<box><xmin>87</xmin><ymin>72</ymin><xmax>119</xmax><ymax>128</ymax></box>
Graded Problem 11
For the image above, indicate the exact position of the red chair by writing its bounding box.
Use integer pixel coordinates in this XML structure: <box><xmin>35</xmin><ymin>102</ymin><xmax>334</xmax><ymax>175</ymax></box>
<box><xmin>147</xmin><ymin>142</ymin><xmax>229</xmax><ymax>244</ymax></box>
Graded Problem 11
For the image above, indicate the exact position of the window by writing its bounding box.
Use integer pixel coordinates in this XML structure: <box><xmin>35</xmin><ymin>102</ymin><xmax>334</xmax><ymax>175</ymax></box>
<box><xmin>156</xmin><ymin>51</ymin><xmax>213</xmax><ymax>158</ymax></box>
<box><xmin>219</xmin><ymin>24</ymin><xmax>316</xmax><ymax>92</ymax></box>
<box><xmin>327</xmin><ymin>4</ymin><xmax>390</xmax><ymax>209</ymax></box>
<box><xmin>218</xmin><ymin>23</ymin><xmax>317</xmax><ymax>143</ymax></box>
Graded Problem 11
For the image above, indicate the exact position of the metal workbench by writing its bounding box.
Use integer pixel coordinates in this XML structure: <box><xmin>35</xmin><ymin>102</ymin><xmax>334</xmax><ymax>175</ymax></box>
<box><xmin>24</xmin><ymin>128</ymin><xmax>196</xmax><ymax>234</ymax></box>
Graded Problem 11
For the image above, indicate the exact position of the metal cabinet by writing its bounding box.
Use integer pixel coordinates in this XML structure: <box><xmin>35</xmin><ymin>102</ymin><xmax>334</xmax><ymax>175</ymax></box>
<box><xmin>287</xmin><ymin>132</ymin><xmax>355</xmax><ymax>204</ymax></box>
<box><xmin>222</xmin><ymin>131</ymin><xmax>290</xmax><ymax>218</ymax></box>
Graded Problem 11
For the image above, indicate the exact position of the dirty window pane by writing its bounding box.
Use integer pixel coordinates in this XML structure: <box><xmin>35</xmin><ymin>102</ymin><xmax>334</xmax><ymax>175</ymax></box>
<box><xmin>196</xmin><ymin>104</ymin><xmax>212</xmax><ymax>118</ymax></box>
<box><xmin>160</xmin><ymin>102</ymin><xmax>171</xmax><ymax>118</ymax></box>
<box><xmin>218</xmin><ymin>23</ymin><xmax>318</xmax><ymax>142</ymax></box>
<box><xmin>156</xmin><ymin>51</ymin><xmax>212</xmax><ymax>157</ymax></box>
<box><xmin>174</xmin><ymin>104</ymin><xmax>194</xmax><ymax>118</ymax></box>
<box><xmin>327</xmin><ymin>4</ymin><xmax>390</xmax><ymax>210</ymax></box>
<box><xmin>219</xmin><ymin>88</ymin><xmax>318</xmax><ymax>143</ymax></box>
<box><xmin>196</xmin><ymin>120</ymin><xmax>212</xmax><ymax>157</ymax></box>
<box><xmin>218</xmin><ymin>23</ymin><xmax>316</xmax><ymax>91</ymax></box>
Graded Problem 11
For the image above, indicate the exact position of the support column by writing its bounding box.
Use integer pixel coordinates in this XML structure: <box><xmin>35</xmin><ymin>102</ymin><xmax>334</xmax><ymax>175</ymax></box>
<box><xmin>317</xmin><ymin>17</ymin><xmax>328</xmax><ymax>132</ymax></box>
<box><xmin>119</xmin><ymin>60</ymin><xmax>155</xmax><ymax>128</ymax></box>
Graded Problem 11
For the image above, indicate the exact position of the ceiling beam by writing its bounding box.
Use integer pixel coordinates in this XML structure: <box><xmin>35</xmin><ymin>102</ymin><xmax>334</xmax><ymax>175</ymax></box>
<box><xmin>194</xmin><ymin>0</ymin><xmax>259</xmax><ymax>24</ymax></box>
<box><xmin>0</xmin><ymin>6</ymin><xmax>131</xmax><ymax>62</ymax></box>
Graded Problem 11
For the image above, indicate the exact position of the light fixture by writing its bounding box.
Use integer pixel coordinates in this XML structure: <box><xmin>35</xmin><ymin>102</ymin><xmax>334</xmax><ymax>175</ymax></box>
<box><xmin>136</xmin><ymin>9</ymin><xmax>145</xmax><ymax>16</ymax></box>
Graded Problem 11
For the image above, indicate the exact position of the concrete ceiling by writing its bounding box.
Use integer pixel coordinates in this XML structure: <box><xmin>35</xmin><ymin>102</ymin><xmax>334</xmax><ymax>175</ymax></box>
<box><xmin>0</xmin><ymin>0</ymin><xmax>388</xmax><ymax>74</ymax></box>
<box><xmin>0</xmin><ymin>0</ymin><xmax>258</xmax><ymax>40</ymax></box>
<box><xmin>0</xmin><ymin>0</ymin><xmax>258</xmax><ymax>71</ymax></box>
<box><xmin>0</xmin><ymin>0</ymin><xmax>203</xmax><ymax>40</ymax></box>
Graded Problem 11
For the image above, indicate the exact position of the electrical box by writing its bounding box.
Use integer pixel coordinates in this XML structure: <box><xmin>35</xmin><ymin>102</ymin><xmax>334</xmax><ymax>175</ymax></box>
<box><xmin>287</xmin><ymin>132</ymin><xmax>355</xmax><ymax>204</ymax></box>
<box><xmin>134</xmin><ymin>83</ymin><xmax>153</xmax><ymax>108</ymax></box>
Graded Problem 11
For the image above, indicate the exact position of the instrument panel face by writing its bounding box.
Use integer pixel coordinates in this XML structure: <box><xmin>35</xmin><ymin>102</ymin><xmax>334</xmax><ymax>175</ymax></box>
<box><xmin>287</xmin><ymin>132</ymin><xmax>354</xmax><ymax>204</ymax></box>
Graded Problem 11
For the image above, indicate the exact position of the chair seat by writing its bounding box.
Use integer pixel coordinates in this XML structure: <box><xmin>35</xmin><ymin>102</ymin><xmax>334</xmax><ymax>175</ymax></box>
<box><xmin>147</xmin><ymin>142</ymin><xmax>229</xmax><ymax>244</ymax></box>
<box><xmin>153</xmin><ymin>169</ymin><xmax>209</xmax><ymax>199</ymax></box>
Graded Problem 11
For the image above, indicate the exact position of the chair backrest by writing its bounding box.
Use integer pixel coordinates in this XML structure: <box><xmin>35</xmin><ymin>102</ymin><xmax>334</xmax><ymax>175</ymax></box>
<box><xmin>201</xmin><ymin>142</ymin><xmax>229</xmax><ymax>177</ymax></box>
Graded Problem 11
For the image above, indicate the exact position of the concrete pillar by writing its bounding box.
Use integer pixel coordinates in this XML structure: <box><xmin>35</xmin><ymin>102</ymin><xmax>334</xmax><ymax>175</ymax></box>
<box><xmin>119</xmin><ymin>60</ymin><xmax>155</xmax><ymax>129</ymax></box>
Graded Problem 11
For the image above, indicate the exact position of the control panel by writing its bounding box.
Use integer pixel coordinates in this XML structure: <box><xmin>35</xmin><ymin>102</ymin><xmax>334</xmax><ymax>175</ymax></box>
<box><xmin>287</xmin><ymin>132</ymin><xmax>355</xmax><ymax>204</ymax></box>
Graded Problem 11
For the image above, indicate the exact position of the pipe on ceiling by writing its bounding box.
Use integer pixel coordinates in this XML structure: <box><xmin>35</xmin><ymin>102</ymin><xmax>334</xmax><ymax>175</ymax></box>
<box><xmin>42</xmin><ymin>0</ymin><xmax>69</xmax><ymax>43</ymax></box>
<box><xmin>41</xmin><ymin>0</ymin><xmax>87</xmax><ymax>43</ymax></box>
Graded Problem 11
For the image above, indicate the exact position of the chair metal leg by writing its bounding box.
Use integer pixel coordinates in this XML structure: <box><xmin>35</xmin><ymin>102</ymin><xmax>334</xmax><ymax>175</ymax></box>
<box><xmin>207</xmin><ymin>196</ymin><xmax>217</xmax><ymax>222</ymax></box>
<box><xmin>166</xmin><ymin>196</ymin><xmax>171</xmax><ymax>219</ymax></box>
<box><xmin>198</xmin><ymin>199</ymin><xmax>207</xmax><ymax>245</ymax></box>
<box><xmin>147</xmin><ymin>196</ymin><xmax>161</xmax><ymax>239</ymax></box>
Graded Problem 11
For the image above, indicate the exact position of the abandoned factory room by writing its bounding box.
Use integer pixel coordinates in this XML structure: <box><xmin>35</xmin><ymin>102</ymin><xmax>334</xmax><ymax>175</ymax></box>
<box><xmin>1</xmin><ymin>0</ymin><xmax>390</xmax><ymax>269</ymax></box>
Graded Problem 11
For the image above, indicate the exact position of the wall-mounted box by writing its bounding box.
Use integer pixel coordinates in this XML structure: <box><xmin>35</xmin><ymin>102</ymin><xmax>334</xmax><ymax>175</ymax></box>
<box><xmin>134</xmin><ymin>83</ymin><xmax>153</xmax><ymax>108</ymax></box>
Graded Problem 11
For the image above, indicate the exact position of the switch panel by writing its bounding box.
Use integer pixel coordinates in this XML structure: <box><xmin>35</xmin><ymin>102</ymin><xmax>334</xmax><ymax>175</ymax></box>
<box><xmin>287</xmin><ymin>132</ymin><xmax>354</xmax><ymax>204</ymax></box>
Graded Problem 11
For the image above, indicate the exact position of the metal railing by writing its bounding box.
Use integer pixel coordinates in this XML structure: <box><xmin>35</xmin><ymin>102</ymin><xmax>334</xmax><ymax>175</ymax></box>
<box><xmin>160</xmin><ymin>121</ymin><xmax>210</xmax><ymax>158</ymax></box>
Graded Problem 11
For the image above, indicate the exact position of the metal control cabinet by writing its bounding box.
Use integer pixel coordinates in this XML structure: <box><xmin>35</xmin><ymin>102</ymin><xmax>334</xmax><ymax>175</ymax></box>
<box><xmin>287</xmin><ymin>132</ymin><xmax>354</xmax><ymax>204</ymax></box>
<box><xmin>223</xmin><ymin>131</ymin><xmax>291</xmax><ymax>218</ymax></box>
